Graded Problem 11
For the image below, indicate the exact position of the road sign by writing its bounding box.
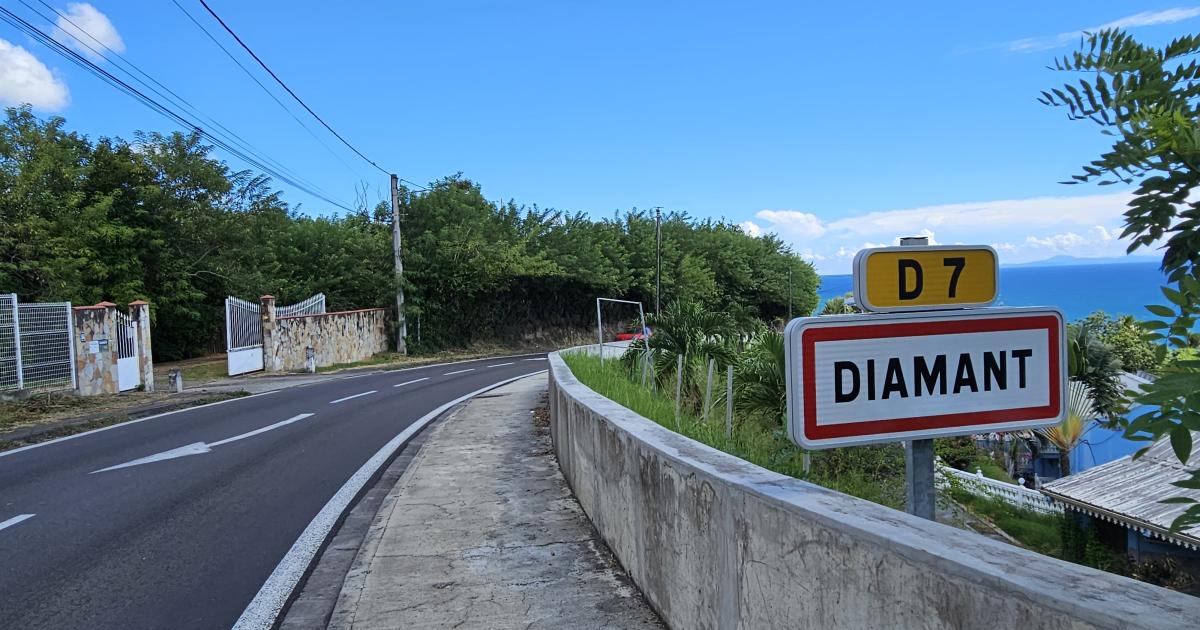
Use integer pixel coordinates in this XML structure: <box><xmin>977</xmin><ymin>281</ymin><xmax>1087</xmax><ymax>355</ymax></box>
<box><xmin>784</xmin><ymin>307</ymin><xmax>1065</xmax><ymax>449</ymax></box>
<box><xmin>853</xmin><ymin>245</ymin><xmax>998</xmax><ymax>312</ymax></box>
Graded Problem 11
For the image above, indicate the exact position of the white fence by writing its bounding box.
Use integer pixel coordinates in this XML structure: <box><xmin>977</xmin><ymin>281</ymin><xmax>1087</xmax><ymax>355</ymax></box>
<box><xmin>277</xmin><ymin>293</ymin><xmax>326</xmax><ymax>318</ymax></box>
<box><xmin>937</xmin><ymin>463</ymin><xmax>1062</xmax><ymax>515</ymax></box>
<box><xmin>0</xmin><ymin>294</ymin><xmax>76</xmax><ymax>392</ymax></box>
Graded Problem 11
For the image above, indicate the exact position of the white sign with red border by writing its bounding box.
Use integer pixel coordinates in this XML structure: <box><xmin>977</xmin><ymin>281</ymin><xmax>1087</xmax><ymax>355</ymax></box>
<box><xmin>784</xmin><ymin>307</ymin><xmax>1066</xmax><ymax>449</ymax></box>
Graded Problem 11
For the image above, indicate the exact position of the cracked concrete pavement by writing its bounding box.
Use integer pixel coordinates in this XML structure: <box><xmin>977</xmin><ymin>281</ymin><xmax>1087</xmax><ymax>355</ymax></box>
<box><xmin>328</xmin><ymin>375</ymin><xmax>663</xmax><ymax>630</ymax></box>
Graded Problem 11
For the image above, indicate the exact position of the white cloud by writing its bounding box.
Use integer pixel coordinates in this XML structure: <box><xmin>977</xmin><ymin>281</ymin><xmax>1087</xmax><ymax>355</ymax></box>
<box><xmin>0</xmin><ymin>38</ymin><xmax>69</xmax><ymax>111</ymax></box>
<box><xmin>746</xmin><ymin>191</ymin><xmax>1159</xmax><ymax>274</ymax></box>
<box><xmin>739</xmin><ymin>220</ymin><xmax>762</xmax><ymax>237</ymax></box>
<box><xmin>53</xmin><ymin>3</ymin><xmax>124</xmax><ymax>61</ymax></box>
<box><xmin>753</xmin><ymin>209</ymin><xmax>826</xmax><ymax>239</ymax></box>
<box><xmin>1005</xmin><ymin>8</ymin><xmax>1200</xmax><ymax>53</ymax></box>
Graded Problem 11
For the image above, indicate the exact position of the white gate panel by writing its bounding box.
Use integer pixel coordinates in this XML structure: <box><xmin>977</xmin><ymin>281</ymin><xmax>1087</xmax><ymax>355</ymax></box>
<box><xmin>227</xmin><ymin>347</ymin><xmax>264</xmax><ymax>376</ymax></box>
<box><xmin>116</xmin><ymin>310</ymin><xmax>140</xmax><ymax>391</ymax></box>
<box><xmin>225</xmin><ymin>296</ymin><xmax>264</xmax><ymax>376</ymax></box>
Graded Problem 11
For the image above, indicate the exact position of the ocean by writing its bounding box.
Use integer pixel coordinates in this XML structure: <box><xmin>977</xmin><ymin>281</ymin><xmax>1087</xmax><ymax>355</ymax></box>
<box><xmin>817</xmin><ymin>260</ymin><xmax>1168</xmax><ymax>323</ymax></box>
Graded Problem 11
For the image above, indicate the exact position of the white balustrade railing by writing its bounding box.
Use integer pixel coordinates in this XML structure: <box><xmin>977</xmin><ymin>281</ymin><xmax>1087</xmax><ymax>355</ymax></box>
<box><xmin>937</xmin><ymin>464</ymin><xmax>1063</xmax><ymax>515</ymax></box>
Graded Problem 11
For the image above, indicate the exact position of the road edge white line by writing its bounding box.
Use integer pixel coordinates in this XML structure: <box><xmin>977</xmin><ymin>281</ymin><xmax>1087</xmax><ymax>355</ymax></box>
<box><xmin>393</xmin><ymin>377</ymin><xmax>429</xmax><ymax>388</ymax></box>
<box><xmin>0</xmin><ymin>513</ymin><xmax>35</xmax><ymax>532</ymax></box>
<box><xmin>329</xmin><ymin>391</ymin><xmax>377</xmax><ymax>404</ymax></box>
<box><xmin>232</xmin><ymin>370</ymin><xmax>547</xmax><ymax>630</ymax></box>
<box><xmin>0</xmin><ymin>390</ymin><xmax>280</xmax><ymax>460</ymax></box>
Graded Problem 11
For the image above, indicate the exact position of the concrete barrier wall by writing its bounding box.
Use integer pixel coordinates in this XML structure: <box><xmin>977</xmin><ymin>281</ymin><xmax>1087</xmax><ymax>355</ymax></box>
<box><xmin>547</xmin><ymin>350</ymin><xmax>1199</xmax><ymax>629</ymax></box>
<box><xmin>268</xmin><ymin>308</ymin><xmax>387</xmax><ymax>371</ymax></box>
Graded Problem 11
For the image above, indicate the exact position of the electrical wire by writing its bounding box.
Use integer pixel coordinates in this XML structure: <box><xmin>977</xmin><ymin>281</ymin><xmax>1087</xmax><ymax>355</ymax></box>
<box><xmin>0</xmin><ymin>6</ymin><xmax>358</xmax><ymax>211</ymax></box>
<box><xmin>167</xmin><ymin>0</ymin><xmax>364</xmax><ymax>181</ymax></box>
<box><xmin>24</xmin><ymin>0</ymin><xmax>332</xmax><ymax>200</ymax></box>
<box><xmin>196</xmin><ymin>0</ymin><xmax>389</xmax><ymax>176</ymax></box>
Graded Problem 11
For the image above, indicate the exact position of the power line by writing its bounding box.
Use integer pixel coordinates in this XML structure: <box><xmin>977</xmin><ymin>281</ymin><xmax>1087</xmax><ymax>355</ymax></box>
<box><xmin>0</xmin><ymin>6</ymin><xmax>357</xmax><ymax>212</ymax></box>
<box><xmin>167</xmin><ymin>0</ymin><xmax>364</xmax><ymax>181</ymax></box>
<box><xmin>24</xmin><ymin>0</ymin><xmax>333</xmax><ymax>200</ymax></box>
<box><xmin>196</xmin><ymin>0</ymin><xmax>390</xmax><ymax>176</ymax></box>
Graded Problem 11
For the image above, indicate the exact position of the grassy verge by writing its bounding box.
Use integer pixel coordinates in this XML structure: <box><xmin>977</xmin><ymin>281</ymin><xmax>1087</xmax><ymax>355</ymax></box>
<box><xmin>562</xmin><ymin>351</ymin><xmax>905</xmax><ymax>509</ymax></box>
<box><xmin>0</xmin><ymin>391</ymin><xmax>249</xmax><ymax>452</ymax></box>
<box><xmin>971</xmin><ymin>454</ymin><xmax>1013</xmax><ymax>482</ymax></box>
<box><xmin>951</xmin><ymin>489</ymin><xmax>1063</xmax><ymax>556</ymax></box>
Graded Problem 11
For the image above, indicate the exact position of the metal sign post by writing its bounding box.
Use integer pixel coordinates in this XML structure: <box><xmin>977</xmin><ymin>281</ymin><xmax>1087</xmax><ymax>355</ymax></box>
<box><xmin>900</xmin><ymin>236</ymin><xmax>936</xmax><ymax>521</ymax></box>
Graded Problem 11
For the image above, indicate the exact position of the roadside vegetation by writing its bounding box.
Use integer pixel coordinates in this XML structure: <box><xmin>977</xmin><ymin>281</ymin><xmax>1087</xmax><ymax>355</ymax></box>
<box><xmin>564</xmin><ymin>296</ymin><xmax>1193</xmax><ymax>590</ymax></box>
<box><xmin>0</xmin><ymin>105</ymin><xmax>817</xmax><ymax>360</ymax></box>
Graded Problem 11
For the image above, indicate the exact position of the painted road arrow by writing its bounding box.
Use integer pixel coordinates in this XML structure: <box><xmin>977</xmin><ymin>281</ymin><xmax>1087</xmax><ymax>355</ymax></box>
<box><xmin>91</xmin><ymin>413</ymin><xmax>315</xmax><ymax>473</ymax></box>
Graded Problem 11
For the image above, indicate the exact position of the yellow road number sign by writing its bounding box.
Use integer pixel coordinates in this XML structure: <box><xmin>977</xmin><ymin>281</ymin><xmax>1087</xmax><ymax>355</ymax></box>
<box><xmin>853</xmin><ymin>245</ymin><xmax>998</xmax><ymax>312</ymax></box>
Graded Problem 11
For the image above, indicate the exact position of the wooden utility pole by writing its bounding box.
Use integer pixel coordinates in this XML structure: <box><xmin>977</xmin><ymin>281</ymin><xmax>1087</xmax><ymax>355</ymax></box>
<box><xmin>390</xmin><ymin>174</ymin><xmax>407</xmax><ymax>355</ymax></box>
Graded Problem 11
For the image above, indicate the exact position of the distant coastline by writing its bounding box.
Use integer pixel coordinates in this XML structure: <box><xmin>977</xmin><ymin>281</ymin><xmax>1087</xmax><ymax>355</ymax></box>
<box><xmin>1000</xmin><ymin>255</ymin><xmax>1159</xmax><ymax>268</ymax></box>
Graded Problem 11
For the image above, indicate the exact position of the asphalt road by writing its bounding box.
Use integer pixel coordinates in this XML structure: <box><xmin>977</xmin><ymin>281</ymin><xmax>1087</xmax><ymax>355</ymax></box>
<box><xmin>0</xmin><ymin>355</ymin><xmax>548</xmax><ymax>630</ymax></box>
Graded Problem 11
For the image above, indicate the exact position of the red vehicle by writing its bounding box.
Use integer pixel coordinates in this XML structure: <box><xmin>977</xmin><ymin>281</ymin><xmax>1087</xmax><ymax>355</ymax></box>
<box><xmin>614</xmin><ymin>325</ymin><xmax>651</xmax><ymax>342</ymax></box>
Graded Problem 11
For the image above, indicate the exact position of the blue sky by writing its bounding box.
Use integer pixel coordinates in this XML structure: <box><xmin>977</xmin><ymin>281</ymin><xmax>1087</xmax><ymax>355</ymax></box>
<box><xmin>1</xmin><ymin>2</ymin><xmax>1195</xmax><ymax>273</ymax></box>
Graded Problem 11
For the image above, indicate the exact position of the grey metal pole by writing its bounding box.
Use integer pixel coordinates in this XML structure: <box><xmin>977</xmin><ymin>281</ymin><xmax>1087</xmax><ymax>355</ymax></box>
<box><xmin>655</xmin><ymin>207</ymin><xmax>662</xmax><ymax>315</ymax></box>
<box><xmin>900</xmin><ymin>235</ymin><xmax>936</xmax><ymax>521</ymax></box>
<box><xmin>703</xmin><ymin>358</ymin><xmax>715</xmax><ymax>422</ymax></box>
<box><xmin>596</xmin><ymin>298</ymin><xmax>604</xmax><ymax>364</ymax></box>
<box><xmin>725</xmin><ymin>364</ymin><xmax>734</xmax><ymax>439</ymax></box>
<box><xmin>11</xmin><ymin>294</ymin><xmax>23</xmax><ymax>390</ymax></box>
<box><xmin>390</xmin><ymin>174</ymin><xmax>407</xmax><ymax>355</ymax></box>
<box><xmin>674</xmin><ymin>353</ymin><xmax>683</xmax><ymax>430</ymax></box>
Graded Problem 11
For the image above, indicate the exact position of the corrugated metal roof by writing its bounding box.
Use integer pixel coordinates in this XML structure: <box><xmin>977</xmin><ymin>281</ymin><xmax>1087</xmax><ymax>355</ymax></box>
<box><xmin>1041</xmin><ymin>432</ymin><xmax>1200</xmax><ymax>549</ymax></box>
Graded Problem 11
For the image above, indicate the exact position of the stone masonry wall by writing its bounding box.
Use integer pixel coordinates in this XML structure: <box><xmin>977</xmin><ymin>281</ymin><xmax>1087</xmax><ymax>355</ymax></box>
<box><xmin>547</xmin><ymin>349</ymin><xmax>1200</xmax><ymax>630</ymax></box>
<box><xmin>72</xmin><ymin>305</ymin><xmax>118</xmax><ymax>396</ymax></box>
<box><xmin>268</xmin><ymin>308</ymin><xmax>387</xmax><ymax>372</ymax></box>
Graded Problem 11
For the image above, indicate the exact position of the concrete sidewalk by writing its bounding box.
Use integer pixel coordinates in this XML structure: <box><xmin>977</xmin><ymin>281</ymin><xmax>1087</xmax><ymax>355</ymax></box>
<box><xmin>328</xmin><ymin>375</ymin><xmax>663</xmax><ymax>630</ymax></box>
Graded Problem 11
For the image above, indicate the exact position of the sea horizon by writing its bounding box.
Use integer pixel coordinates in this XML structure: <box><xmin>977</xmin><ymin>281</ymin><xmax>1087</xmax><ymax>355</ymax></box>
<box><xmin>817</xmin><ymin>258</ymin><xmax>1165</xmax><ymax>323</ymax></box>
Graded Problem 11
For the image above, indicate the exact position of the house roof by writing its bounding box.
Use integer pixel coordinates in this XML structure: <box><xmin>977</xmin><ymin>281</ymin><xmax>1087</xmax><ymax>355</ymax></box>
<box><xmin>1040</xmin><ymin>431</ymin><xmax>1200</xmax><ymax>550</ymax></box>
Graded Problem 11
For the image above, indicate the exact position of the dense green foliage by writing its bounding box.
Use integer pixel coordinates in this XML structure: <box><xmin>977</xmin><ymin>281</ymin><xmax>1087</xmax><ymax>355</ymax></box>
<box><xmin>1041</xmin><ymin>29</ymin><xmax>1200</xmax><ymax>530</ymax></box>
<box><xmin>0</xmin><ymin>107</ymin><xmax>818</xmax><ymax>360</ymax></box>
<box><xmin>1078</xmin><ymin>311</ymin><xmax>1161</xmax><ymax>373</ymax></box>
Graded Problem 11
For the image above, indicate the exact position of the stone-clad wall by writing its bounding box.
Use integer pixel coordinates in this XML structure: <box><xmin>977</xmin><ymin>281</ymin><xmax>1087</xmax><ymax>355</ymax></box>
<box><xmin>268</xmin><ymin>308</ymin><xmax>387</xmax><ymax>372</ymax></box>
<box><xmin>71</xmin><ymin>301</ymin><xmax>154</xmax><ymax>395</ymax></box>
<box><xmin>73</xmin><ymin>304</ymin><xmax>117</xmax><ymax>396</ymax></box>
<box><xmin>547</xmin><ymin>348</ymin><xmax>1200</xmax><ymax>630</ymax></box>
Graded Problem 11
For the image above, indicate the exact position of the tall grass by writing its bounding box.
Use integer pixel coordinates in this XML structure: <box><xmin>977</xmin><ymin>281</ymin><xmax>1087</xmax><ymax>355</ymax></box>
<box><xmin>562</xmin><ymin>351</ymin><xmax>905</xmax><ymax>509</ymax></box>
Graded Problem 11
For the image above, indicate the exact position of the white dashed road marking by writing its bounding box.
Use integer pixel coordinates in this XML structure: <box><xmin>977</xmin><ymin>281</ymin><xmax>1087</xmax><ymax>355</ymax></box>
<box><xmin>487</xmin><ymin>362</ymin><xmax>514</xmax><ymax>368</ymax></box>
<box><xmin>329</xmin><ymin>391</ymin><xmax>377</xmax><ymax>404</ymax></box>
<box><xmin>443</xmin><ymin>369</ymin><xmax>475</xmax><ymax>376</ymax></box>
<box><xmin>393</xmin><ymin>378</ymin><xmax>429</xmax><ymax>388</ymax></box>
<box><xmin>0</xmin><ymin>514</ymin><xmax>35</xmax><ymax>532</ymax></box>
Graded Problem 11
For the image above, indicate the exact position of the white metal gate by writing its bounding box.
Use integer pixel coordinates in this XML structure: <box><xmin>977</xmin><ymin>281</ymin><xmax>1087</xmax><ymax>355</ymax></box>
<box><xmin>277</xmin><ymin>293</ymin><xmax>326</xmax><ymax>318</ymax></box>
<box><xmin>0</xmin><ymin>294</ymin><xmax>76</xmax><ymax>393</ymax></box>
<box><xmin>225</xmin><ymin>296</ymin><xmax>264</xmax><ymax>376</ymax></box>
<box><xmin>115</xmin><ymin>310</ymin><xmax>140</xmax><ymax>391</ymax></box>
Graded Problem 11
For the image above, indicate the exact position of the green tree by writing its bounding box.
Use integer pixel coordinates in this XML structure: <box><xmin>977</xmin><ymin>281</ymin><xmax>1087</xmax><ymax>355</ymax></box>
<box><xmin>1079</xmin><ymin>311</ymin><xmax>1161</xmax><ymax>373</ymax></box>
<box><xmin>1042</xmin><ymin>28</ymin><xmax>1200</xmax><ymax>530</ymax></box>
<box><xmin>819</xmin><ymin>292</ymin><xmax>860</xmax><ymax>315</ymax></box>
<box><xmin>1067</xmin><ymin>323</ymin><xmax>1126</xmax><ymax>423</ymax></box>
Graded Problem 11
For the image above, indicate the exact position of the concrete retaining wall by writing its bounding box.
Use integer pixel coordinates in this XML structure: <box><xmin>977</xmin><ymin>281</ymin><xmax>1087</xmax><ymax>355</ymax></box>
<box><xmin>268</xmin><ymin>308</ymin><xmax>387</xmax><ymax>371</ymax></box>
<box><xmin>547</xmin><ymin>350</ymin><xmax>1199</xmax><ymax>629</ymax></box>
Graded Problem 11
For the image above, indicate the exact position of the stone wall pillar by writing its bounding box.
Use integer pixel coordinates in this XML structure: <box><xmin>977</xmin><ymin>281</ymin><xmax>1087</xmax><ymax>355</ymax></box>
<box><xmin>72</xmin><ymin>302</ymin><xmax>120</xmax><ymax>396</ymax></box>
<box><xmin>260</xmin><ymin>295</ymin><xmax>279</xmax><ymax>372</ymax></box>
<box><xmin>130</xmin><ymin>300</ymin><xmax>154</xmax><ymax>392</ymax></box>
